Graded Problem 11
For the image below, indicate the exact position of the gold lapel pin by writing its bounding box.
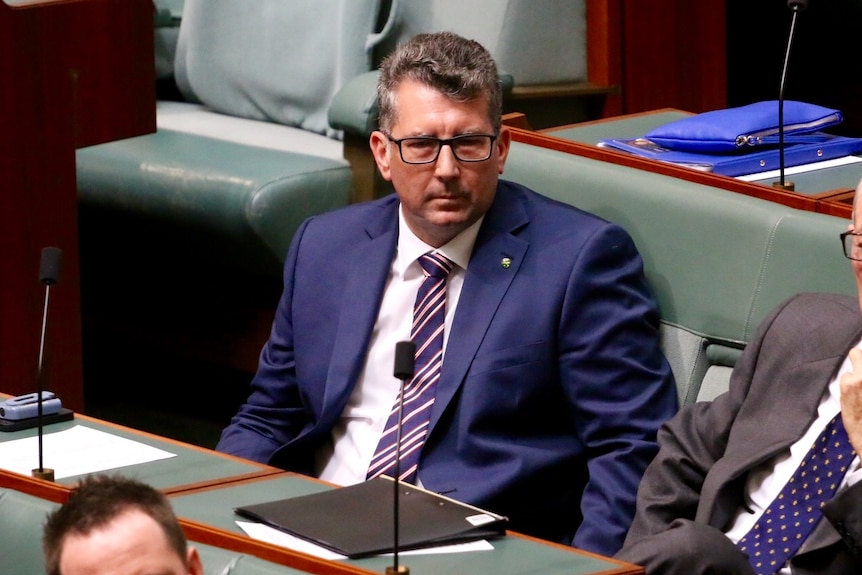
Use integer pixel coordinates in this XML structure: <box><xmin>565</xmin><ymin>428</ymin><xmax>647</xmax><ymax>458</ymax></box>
<box><xmin>501</xmin><ymin>257</ymin><xmax>512</xmax><ymax>269</ymax></box>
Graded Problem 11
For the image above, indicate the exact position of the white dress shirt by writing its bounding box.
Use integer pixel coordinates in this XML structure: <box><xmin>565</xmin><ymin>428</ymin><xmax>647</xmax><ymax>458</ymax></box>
<box><xmin>724</xmin><ymin>339</ymin><xmax>862</xmax><ymax>573</ymax></box>
<box><xmin>315</xmin><ymin>207</ymin><xmax>482</xmax><ymax>485</ymax></box>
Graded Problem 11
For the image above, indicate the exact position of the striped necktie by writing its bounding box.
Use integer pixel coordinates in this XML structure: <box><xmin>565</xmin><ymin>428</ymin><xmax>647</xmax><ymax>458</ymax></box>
<box><xmin>736</xmin><ymin>412</ymin><xmax>855</xmax><ymax>574</ymax></box>
<box><xmin>367</xmin><ymin>251</ymin><xmax>454</xmax><ymax>483</ymax></box>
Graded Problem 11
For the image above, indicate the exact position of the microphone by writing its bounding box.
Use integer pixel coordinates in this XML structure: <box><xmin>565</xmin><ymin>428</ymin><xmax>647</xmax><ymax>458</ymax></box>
<box><xmin>33</xmin><ymin>247</ymin><xmax>62</xmax><ymax>482</ymax></box>
<box><xmin>773</xmin><ymin>0</ymin><xmax>809</xmax><ymax>191</ymax></box>
<box><xmin>388</xmin><ymin>340</ymin><xmax>415</xmax><ymax>575</ymax></box>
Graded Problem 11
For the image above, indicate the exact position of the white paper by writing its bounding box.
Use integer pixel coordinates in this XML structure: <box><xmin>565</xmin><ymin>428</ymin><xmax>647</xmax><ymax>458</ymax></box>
<box><xmin>736</xmin><ymin>155</ymin><xmax>862</xmax><ymax>181</ymax></box>
<box><xmin>235</xmin><ymin>521</ymin><xmax>493</xmax><ymax>560</ymax></box>
<box><xmin>0</xmin><ymin>425</ymin><xmax>176</xmax><ymax>479</ymax></box>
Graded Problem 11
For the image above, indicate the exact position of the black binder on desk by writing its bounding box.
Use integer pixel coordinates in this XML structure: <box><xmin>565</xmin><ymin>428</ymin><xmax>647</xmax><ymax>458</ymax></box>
<box><xmin>234</xmin><ymin>476</ymin><xmax>508</xmax><ymax>558</ymax></box>
<box><xmin>597</xmin><ymin>133</ymin><xmax>862</xmax><ymax>176</ymax></box>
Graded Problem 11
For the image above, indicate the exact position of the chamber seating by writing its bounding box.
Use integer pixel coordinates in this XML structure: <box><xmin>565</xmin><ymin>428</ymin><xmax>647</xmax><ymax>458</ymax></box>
<box><xmin>504</xmin><ymin>140</ymin><xmax>855</xmax><ymax>404</ymax></box>
<box><xmin>76</xmin><ymin>1</ymin><xmax>389</xmax><ymax>376</ymax></box>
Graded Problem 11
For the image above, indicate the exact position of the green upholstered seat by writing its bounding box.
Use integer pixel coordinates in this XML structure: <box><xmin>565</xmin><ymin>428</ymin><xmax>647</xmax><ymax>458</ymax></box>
<box><xmin>504</xmin><ymin>141</ymin><xmax>854</xmax><ymax>404</ymax></box>
<box><xmin>77</xmin><ymin>130</ymin><xmax>351</xmax><ymax>277</ymax></box>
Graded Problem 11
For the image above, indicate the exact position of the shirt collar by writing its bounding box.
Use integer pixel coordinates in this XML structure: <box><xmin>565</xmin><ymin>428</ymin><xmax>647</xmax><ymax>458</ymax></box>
<box><xmin>395</xmin><ymin>206</ymin><xmax>482</xmax><ymax>276</ymax></box>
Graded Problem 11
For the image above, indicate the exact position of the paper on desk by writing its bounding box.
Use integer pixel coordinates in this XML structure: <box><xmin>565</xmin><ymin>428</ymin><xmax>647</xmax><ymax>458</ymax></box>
<box><xmin>235</xmin><ymin>520</ymin><xmax>494</xmax><ymax>561</ymax></box>
<box><xmin>736</xmin><ymin>155</ymin><xmax>862</xmax><ymax>181</ymax></box>
<box><xmin>0</xmin><ymin>424</ymin><xmax>176</xmax><ymax>479</ymax></box>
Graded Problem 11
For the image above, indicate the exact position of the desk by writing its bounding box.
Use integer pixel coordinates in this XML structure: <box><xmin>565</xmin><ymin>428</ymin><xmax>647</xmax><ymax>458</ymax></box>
<box><xmin>0</xmin><ymin>482</ymin><xmax>339</xmax><ymax>575</ymax></box>
<box><xmin>0</xmin><ymin>413</ymin><xmax>643</xmax><ymax>575</ymax></box>
<box><xmin>516</xmin><ymin>109</ymin><xmax>861</xmax><ymax>218</ymax></box>
<box><xmin>169</xmin><ymin>473</ymin><xmax>643</xmax><ymax>575</ymax></box>
<box><xmin>0</xmin><ymin>411</ymin><xmax>281</xmax><ymax>494</ymax></box>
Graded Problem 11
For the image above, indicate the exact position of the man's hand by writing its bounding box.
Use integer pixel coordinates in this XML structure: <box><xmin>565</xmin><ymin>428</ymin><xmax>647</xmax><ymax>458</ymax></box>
<box><xmin>840</xmin><ymin>347</ymin><xmax>862</xmax><ymax>458</ymax></box>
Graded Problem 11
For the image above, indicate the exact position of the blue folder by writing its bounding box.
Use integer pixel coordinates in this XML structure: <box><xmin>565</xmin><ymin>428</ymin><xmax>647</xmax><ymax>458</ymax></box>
<box><xmin>597</xmin><ymin>132</ymin><xmax>862</xmax><ymax>176</ymax></box>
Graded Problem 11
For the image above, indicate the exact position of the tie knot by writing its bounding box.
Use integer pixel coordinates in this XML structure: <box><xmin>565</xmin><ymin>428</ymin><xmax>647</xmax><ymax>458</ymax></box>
<box><xmin>419</xmin><ymin>252</ymin><xmax>454</xmax><ymax>279</ymax></box>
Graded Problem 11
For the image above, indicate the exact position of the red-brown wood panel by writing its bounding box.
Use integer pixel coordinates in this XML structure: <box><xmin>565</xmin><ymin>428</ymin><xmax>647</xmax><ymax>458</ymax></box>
<box><xmin>586</xmin><ymin>0</ymin><xmax>727</xmax><ymax>118</ymax></box>
<box><xmin>0</xmin><ymin>0</ymin><xmax>155</xmax><ymax>413</ymax></box>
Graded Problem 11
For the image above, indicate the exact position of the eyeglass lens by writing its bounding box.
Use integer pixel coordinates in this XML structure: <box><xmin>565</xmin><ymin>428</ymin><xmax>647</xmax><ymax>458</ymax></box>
<box><xmin>397</xmin><ymin>135</ymin><xmax>494</xmax><ymax>163</ymax></box>
<box><xmin>844</xmin><ymin>233</ymin><xmax>862</xmax><ymax>260</ymax></box>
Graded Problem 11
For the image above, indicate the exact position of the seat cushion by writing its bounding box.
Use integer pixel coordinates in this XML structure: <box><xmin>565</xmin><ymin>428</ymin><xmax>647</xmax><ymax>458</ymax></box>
<box><xmin>174</xmin><ymin>0</ymin><xmax>396</xmax><ymax>136</ymax></box>
<box><xmin>77</xmin><ymin>129</ymin><xmax>351</xmax><ymax>276</ymax></box>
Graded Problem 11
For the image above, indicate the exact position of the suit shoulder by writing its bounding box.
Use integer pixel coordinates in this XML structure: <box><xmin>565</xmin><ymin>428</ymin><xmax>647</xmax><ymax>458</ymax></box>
<box><xmin>781</xmin><ymin>292</ymin><xmax>858</xmax><ymax>319</ymax></box>
<box><xmin>765</xmin><ymin>292</ymin><xmax>861</xmax><ymax>344</ymax></box>
<box><xmin>499</xmin><ymin>179</ymin><xmax>616</xmax><ymax>234</ymax></box>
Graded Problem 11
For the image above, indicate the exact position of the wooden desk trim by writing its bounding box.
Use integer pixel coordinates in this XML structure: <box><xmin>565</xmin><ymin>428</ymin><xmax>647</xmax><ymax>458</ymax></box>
<box><xmin>169</xmin><ymin>472</ymin><xmax>644</xmax><ymax>575</ymax></box>
<box><xmin>0</xmin><ymin>467</ymin><xmax>70</xmax><ymax>503</ymax></box>
<box><xmin>0</xmin><ymin>469</ymin><xmax>374</xmax><ymax>575</ymax></box>
<box><xmin>70</xmin><ymin>412</ymin><xmax>285</xmax><ymax>494</ymax></box>
<box><xmin>0</xmin><ymin>402</ymin><xmax>284</xmax><ymax>495</ymax></box>
<box><xmin>180</xmin><ymin>517</ymin><xmax>380</xmax><ymax>575</ymax></box>
<box><xmin>516</xmin><ymin>110</ymin><xmax>854</xmax><ymax>219</ymax></box>
<box><xmin>0</xmin><ymin>411</ymin><xmax>642</xmax><ymax>574</ymax></box>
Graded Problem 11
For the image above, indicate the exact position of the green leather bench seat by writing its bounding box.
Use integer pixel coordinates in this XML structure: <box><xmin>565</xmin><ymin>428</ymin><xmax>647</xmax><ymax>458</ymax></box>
<box><xmin>504</xmin><ymin>141</ymin><xmax>855</xmax><ymax>404</ymax></box>
<box><xmin>0</xmin><ymin>487</ymin><xmax>312</xmax><ymax>574</ymax></box>
<box><xmin>77</xmin><ymin>129</ymin><xmax>351</xmax><ymax>277</ymax></box>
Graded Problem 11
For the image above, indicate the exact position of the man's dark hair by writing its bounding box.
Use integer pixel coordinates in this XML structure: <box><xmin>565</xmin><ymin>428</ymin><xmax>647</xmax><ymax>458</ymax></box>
<box><xmin>377</xmin><ymin>31</ymin><xmax>503</xmax><ymax>135</ymax></box>
<box><xmin>43</xmin><ymin>474</ymin><xmax>188</xmax><ymax>575</ymax></box>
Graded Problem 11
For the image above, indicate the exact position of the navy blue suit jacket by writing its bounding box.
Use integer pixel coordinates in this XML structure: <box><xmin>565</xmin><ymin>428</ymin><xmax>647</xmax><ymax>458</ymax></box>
<box><xmin>217</xmin><ymin>180</ymin><xmax>677</xmax><ymax>555</ymax></box>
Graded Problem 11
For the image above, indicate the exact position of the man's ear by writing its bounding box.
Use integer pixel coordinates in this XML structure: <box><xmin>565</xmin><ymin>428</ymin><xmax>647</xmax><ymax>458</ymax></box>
<box><xmin>186</xmin><ymin>546</ymin><xmax>204</xmax><ymax>575</ymax></box>
<box><xmin>495</xmin><ymin>127</ymin><xmax>511</xmax><ymax>175</ymax></box>
<box><xmin>370</xmin><ymin>130</ymin><xmax>393</xmax><ymax>181</ymax></box>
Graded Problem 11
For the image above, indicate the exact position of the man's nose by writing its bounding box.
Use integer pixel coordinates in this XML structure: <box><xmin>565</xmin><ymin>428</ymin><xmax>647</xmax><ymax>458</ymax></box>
<box><xmin>434</xmin><ymin>143</ymin><xmax>460</xmax><ymax>178</ymax></box>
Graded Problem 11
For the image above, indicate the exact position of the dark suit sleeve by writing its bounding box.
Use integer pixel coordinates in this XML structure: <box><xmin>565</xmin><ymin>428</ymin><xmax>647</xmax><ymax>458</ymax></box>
<box><xmin>560</xmin><ymin>223</ymin><xmax>679</xmax><ymax>554</ymax></box>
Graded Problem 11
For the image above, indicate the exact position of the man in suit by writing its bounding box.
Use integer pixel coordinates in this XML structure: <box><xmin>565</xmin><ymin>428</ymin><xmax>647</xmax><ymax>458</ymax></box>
<box><xmin>615</xmin><ymin>183</ymin><xmax>862</xmax><ymax>573</ymax></box>
<box><xmin>216</xmin><ymin>31</ymin><xmax>677</xmax><ymax>556</ymax></box>
<box><xmin>43</xmin><ymin>475</ymin><xmax>204</xmax><ymax>575</ymax></box>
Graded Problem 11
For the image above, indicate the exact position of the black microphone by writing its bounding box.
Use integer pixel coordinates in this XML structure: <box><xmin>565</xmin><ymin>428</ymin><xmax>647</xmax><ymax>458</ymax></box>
<box><xmin>773</xmin><ymin>0</ymin><xmax>809</xmax><ymax>191</ymax></box>
<box><xmin>388</xmin><ymin>340</ymin><xmax>415</xmax><ymax>575</ymax></box>
<box><xmin>33</xmin><ymin>247</ymin><xmax>62</xmax><ymax>482</ymax></box>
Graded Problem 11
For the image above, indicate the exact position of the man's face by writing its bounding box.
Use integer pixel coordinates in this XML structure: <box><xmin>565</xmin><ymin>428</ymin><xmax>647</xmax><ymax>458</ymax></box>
<box><xmin>370</xmin><ymin>79</ymin><xmax>510</xmax><ymax>248</ymax></box>
<box><xmin>58</xmin><ymin>509</ymin><xmax>203</xmax><ymax>575</ymax></box>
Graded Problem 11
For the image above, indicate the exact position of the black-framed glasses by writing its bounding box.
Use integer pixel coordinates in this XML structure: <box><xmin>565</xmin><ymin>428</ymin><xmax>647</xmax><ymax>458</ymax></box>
<box><xmin>841</xmin><ymin>231</ymin><xmax>862</xmax><ymax>261</ymax></box>
<box><xmin>385</xmin><ymin>133</ymin><xmax>497</xmax><ymax>164</ymax></box>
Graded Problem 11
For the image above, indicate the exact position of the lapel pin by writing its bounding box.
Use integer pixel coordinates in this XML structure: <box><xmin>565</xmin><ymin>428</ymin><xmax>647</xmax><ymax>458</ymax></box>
<box><xmin>501</xmin><ymin>257</ymin><xmax>512</xmax><ymax>269</ymax></box>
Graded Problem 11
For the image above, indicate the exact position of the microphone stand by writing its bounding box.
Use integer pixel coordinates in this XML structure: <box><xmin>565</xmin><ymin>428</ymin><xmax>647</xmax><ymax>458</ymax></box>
<box><xmin>773</xmin><ymin>0</ymin><xmax>808</xmax><ymax>191</ymax></box>
<box><xmin>388</xmin><ymin>341</ymin><xmax>415</xmax><ymax>575</ymax></box>
<box><xmin>32</xmin><ymin>247</ymin><xmax>61</xmax><ymax>482</ymax></box>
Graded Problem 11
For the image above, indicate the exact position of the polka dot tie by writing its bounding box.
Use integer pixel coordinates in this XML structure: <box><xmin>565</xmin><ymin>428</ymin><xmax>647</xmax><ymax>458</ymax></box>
<box><xmin>736</xmin><ymin>413</ymin><xmax>855</xmax><ymax>574</ymax></box>
<box><xmin>367</xmin><ymin>252</ymin><xmax>454</xmax><ymax>483</ymax></box>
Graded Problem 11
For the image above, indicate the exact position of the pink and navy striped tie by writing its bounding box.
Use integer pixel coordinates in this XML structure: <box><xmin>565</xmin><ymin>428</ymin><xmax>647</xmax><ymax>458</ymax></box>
<box><xmin>367</xmin><ymin>251</ymin><xmax>454</xmax><ymax>483</ymax></box>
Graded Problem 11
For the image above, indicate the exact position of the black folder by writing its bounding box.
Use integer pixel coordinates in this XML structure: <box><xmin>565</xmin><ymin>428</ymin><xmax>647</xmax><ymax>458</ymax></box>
<box><xmin>234</xmin><ymin>476</ymin><xmax>508</xmax><ymax>558</ymax></box>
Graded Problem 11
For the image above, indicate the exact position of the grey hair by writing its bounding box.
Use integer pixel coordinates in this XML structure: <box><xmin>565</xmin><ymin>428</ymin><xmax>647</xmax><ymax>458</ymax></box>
<box><xmin>376</xmin><ymin>31</ymin><xmax>503</xmax><ymax>134</ymax></box>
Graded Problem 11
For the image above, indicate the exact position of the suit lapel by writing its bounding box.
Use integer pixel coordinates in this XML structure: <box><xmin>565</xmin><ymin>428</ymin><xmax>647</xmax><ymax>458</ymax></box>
<box><xmin>429</xmin><ymin>185</ymin><xmax>529</xmax><ymax>431</ymax></box>
<box><xmin>704</xmin><ymin>355</ymin><xmax>841</xmax><ymax>530</ymax></box>
<box><xmin>704</xmin><ymin>319</ymin><xmax>862</xmax><ymax>558</ymax></box>
<box><xmin>320</xmin><ymin>201</ymin><xmax>398</xmax><ymax>422</ymax></box>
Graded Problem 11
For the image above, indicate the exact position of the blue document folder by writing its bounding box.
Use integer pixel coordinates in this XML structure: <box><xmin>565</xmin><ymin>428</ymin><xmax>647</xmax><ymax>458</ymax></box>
<box><xmin>597</xmin><ymin>132</ymin><xmax>862</xmax><ymax>176</ymax></box>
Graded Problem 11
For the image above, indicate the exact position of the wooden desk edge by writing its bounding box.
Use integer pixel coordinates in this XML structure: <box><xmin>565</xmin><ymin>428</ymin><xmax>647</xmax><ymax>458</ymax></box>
<box><xmin>180</xmin><ymin>517</ymin><xmax>379</xmax><ymax>575</ymax></box>
<box><xmin>508</xmin><ymin>124</ymin><xmax>827</xmax><ymax>214</ymax></box>
<box><xmin>510</xmin><ymin>109</ymin><xmax>854</xmax><ymax>219</ymax></box>
<box><xmin>0</xmin><ymin>465</ymin><xmax>643</xmax><ymax>575</ymax></box>
<box><xmin>168</xmin><ymin>471</ymin><xmax>644</xmax><ymax>575</ymax></box>
<box><xmin>0</xmin><ymin>400</ymin><xmax>284</xmax><ymax>495</ymax></box>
